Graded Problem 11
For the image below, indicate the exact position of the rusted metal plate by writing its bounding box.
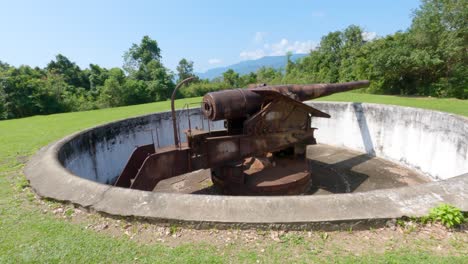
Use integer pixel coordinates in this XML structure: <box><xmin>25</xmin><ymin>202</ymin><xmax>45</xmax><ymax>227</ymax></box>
<box><xmin>250</xmin><ymin>89</ymin><xmax>331</xmax><ymax>118</ymax></box>
<box><xmin>199</xmin><ymin>130</ymin><xmax>316</xmax><ymax>167</ymax></box>
<box><xmin>130</xmin><ymin>145</ymin><xmax>191</xmax><ymax>191</ymax></box>
<box><xmin>114</xmin><ymin>144</ymin><xmax>155</xmax><ymax>188</ymax></box>
<box><xmin>212</xmin><ymin>156</ymin><xmax>311</xmax><ymax>195</ymax></box>
<box><xmin>205</xmin><ymin>135</ymin><xmax>244</xmax><ymax>166</ymax></box>
<box><xmin>243</xmin><ymin>130</ymin><xmax>317</xmax><ymax>156</ymax></box>
<box><xmin>212</xmin><ymin>161</ymin><xmax>245</xmax><ymax>184</ymax></box>
<box><xmin>243</xmin><ymin>100</ymin><xmax>312</xmax><ymax>136</ymax></box>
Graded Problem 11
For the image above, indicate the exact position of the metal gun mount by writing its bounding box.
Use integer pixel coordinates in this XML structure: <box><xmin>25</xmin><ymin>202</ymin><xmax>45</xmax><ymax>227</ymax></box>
<box><xmin>114</xmin><ymin>79</ymin><xmax>370</xmax><ymax>195</ymax></box>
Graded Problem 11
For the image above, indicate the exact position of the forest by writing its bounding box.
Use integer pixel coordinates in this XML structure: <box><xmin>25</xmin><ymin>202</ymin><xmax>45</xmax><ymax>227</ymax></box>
<box><xmin>0</xmin><ymin>0</ymin><xmax>466</xmax><ymax>120</ymax></box>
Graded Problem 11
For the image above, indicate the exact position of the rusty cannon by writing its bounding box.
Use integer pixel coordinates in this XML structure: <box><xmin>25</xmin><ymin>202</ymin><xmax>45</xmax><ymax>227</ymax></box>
<box><xmin>114</xmin><ymin>79</ymin><xmax>370</xmax><ymax>195</ymax></box>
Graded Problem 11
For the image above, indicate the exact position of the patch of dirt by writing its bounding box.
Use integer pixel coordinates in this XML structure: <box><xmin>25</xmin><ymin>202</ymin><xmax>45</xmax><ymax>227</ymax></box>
<box><xmin>11</xmin><ymin>175</ymin><xmax>466</xmax><ymax>258</ymax></box>
<box><xmin>32</xmin><ymin>196</ymin><xmax>468</xmax><ymax>256</ymax></box>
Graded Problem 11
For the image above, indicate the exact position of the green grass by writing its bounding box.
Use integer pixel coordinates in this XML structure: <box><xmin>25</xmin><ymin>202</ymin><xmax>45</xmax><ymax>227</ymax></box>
<box><xmin>0</xmin><ymin>94</ymin><xmax>467</xmax><ymax>263</ymax></box>
<box><xmin>317</xmin><ymin>92</ymin><xmax>468</xmax><ymax>117</ymax></box>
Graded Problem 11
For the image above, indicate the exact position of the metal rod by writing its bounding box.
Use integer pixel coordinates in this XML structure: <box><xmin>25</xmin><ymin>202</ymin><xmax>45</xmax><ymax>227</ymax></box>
<box><xmin>200</xmin><ymin>102</ymin><xmax>205</xmax><ymax>130</ymax></box>
<box><xmin>208</xmin><ymin>118</ymin><xmax>211</xmax><ymax>134</ymax></box>
<box><xmin>171</xmin><ymin>76</ymin><xmax>195</xmax><ymax>148</ymax></box>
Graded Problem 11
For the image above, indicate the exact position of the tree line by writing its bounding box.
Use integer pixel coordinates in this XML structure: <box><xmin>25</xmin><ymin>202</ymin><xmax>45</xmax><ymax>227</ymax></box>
<box><xmin>182</xmin><ymin>0</ymin><xmax>466</xmax><ymax>99</ymax></box>
<box><xmin>0</xmin><ymin>0</ymin><xmax>466</xmax><ymax>120</ymax></box>
<box><xmin>0</xmin><ymin>36</ymin><xmax>177</xmax><ymax>120</ymax></box>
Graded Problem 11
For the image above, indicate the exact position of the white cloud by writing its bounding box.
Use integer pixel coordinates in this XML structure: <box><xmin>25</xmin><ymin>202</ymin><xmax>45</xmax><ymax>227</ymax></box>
<box><xmin>362</xmin><ymin>31</ymin><xmax>377</xmax><ymax>41</ymax></box>
<box><xmin>240</xmin><ymin>49</ymin><xmax>266</xmax><ymax>60</ymax></box>
<box><xmin>208</xmin><ymin>58</ymin><xmax>222</xmax><ymax>65</ymax></box>
<box><xmin>240</xmin><ymin>38</ymin><xmax>317</xmax><ymax>60</ymax></box>
<box><xmin>311</xmin><ymin>11</ymin><xmax>326</xmax><ymax>18</ymax></box>
<box><xmin>270</xmin><ymin>38</ymin><xmax>317</xmax><ymax>55</ymax></box>
<box><xmin>253</xmin><ymin>32</ymin><xmax>267</xmax><ymax>43</ymax></box>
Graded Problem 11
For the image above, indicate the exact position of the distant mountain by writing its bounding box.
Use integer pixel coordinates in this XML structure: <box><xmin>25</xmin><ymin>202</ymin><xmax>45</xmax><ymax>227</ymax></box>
<box><xmin>196</xmin><ymin>54</ymin><xmax>307</xmax><ymax>80</ymax></box>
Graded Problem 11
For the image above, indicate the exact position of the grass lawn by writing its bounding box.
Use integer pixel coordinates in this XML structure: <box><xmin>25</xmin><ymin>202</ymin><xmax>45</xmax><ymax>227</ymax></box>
<box><xmin>317</xmin><ymin>92</ymin><xmax>468</xmax><ymax>117</ymax></box>
<box><xmin>0</xmin><ymin>93</ymin><xmax>467</xmax><ymax>263</ymax></box>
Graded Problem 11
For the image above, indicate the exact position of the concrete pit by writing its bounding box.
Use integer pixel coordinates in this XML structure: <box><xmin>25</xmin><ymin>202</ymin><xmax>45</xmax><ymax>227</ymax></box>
<box><xmin>25</xmin><ymin>102</ymin><xmax>468</xmax><ymax>228</ymax></box>
<box><xmin>155</xmin><ymin>144</ymin><xmax>429</xmax><ymax>195</ymax></box>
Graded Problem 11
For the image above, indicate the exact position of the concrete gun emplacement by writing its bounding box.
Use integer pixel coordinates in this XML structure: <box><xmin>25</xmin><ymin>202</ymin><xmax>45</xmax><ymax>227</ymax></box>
<box><xmin>114</xmin><ymin>80</ymin><xmax>370</xmax><ymax>194</ymax></box>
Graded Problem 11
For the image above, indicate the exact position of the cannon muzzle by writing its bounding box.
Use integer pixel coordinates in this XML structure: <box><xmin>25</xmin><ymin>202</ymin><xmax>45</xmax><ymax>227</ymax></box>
<box><xmin>202</xmin><ymin>80</ymin><xmax>370</xmax><ymax>121</ymax></box>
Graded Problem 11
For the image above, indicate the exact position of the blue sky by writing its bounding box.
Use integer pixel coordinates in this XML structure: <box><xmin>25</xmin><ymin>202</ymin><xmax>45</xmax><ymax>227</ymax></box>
<box><xmin>0</xmin><ymin>0</ymin><xmax>421</xmax><ymax>72</ymax></box>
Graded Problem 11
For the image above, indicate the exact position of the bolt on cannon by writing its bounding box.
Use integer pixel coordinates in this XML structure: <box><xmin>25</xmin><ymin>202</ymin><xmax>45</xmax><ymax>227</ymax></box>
<box><xmin>114</xmin><ymin>79</ymin><xmax>370</xmax><ymax>195</ymax></box>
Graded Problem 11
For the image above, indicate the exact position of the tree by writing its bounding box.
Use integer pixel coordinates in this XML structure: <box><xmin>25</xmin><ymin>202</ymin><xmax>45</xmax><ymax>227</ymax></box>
<box><xmin>176</xmin><ymin>58</ymin><xmax>195</xmax><ymax>82</ymax></box>
<box><xmin>256</xmin><ymin>67</ymin><xmax>282</xmax><ymax>84</ymax></box>
<box><xmin>0</xmin><ymin>78</ymin><xmax>6</xmax><ymax>119</ymax></box>
<box><xmin>0</xmin><ymin>66</ymin><xmax>46</xmax><ymax>118</ymax></box>
<box><xmin>98</xmin><ymin>68</ymin><xmax>127</xmax><ymax>107</ymax></box>
<box><xmin>122</xmin><ymin>36</ymin><xmax>175</xmax><ymax>101</ymax></box>
<box><xmin>365</xmin><ymin>33</ymin><xmax>417</xmax><ymax>95</ymax></box>
<box><xmin>317</xmin><ymin>31</ymin><xmax>343</xmax><ymax>83</ymax></box>
<box><xmin>146</xmin><ymin>60</ymin><xmax>175</xmax><ymax>101</ymax></box>
<box><xmin>0</xmin><ymin>61</ymin><xmax>9</xmax><ymax>118</ymax></box>
<box><xmin>285</xmin><ymin>51</ymin><xmax>295</xmax><ymax>75</ymax></box>
<box><xmin>123</xmin><ymin>35</ymin><xmax>162</xmax><ymax>78</ymax></box>
<box><xmin>339</xmin><ymin>25</ymin><xmax>366</xmax><ymax>82</ymax></box>
<box><xmin>88</xmin><ymin>64</ymin><xmax>109</xmax><ymax>90</ymax></box>
<box><xmin>241</xmin><ymin>72</ymin><xmax>257</xmax><ymax>86</ymax></box>
<box><xmin>47</xmin><ymin>54</ymin><xmax>88</xmax><ymax>89</ymax></box>
<box><xmin>222</xmin><ymin>69</ymin><xmax>240</xmax><ymax>87</ymax></box>
<box><xmin>37</xmin><ymin>73</ymin><xmax>70</xmax><ymax>114</ymax></box>
<box><xmin>409</xmin><ymin>0</ymin><xmax>467</xmax><ymax>98</ymax></box>
<box><xmin>0</xmin><ymin>60</ymin><xmax>9</xmax><ymax>72</ymax></box>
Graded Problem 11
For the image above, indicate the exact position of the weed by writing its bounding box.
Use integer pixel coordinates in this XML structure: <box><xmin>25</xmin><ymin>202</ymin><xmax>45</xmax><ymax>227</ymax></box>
<box><xmin>403</xmin><ymin>222</ymin><xmax>417</xmax><ymax>234</ymax></box>
<box><xmin>429</xmin><ymin>203</ymin><xmax>465</xmax><ymax>228</ymax></box>
<box><xmin>25</xmin><ymin>191</ymin><xmax>35</xmax><ymax>202</ymax></box>
<box><xmin>280</xmin><ymin>233</ymin><xmax>305</xmax><ymax>245</ymax></box>
<box><xmin>411</xmin><ymin>215</ymin><xmax>431</xmax><ymax>225</ymax></box>
<box><xmin>169</xmin><ymin>224</ymin><xmax>179</xmax><ymax>235</ymax></box>
<box><xmin>256</xmin><ymin>229</ymin><xmax>267</xmax><ymax>236</ymax></box>
<box><xmin>396</xmin><ymin>219</ymin><xmax>406</xmax><ymax>228</ymax></box>
<box><xmin>319</xmin><ymin>232</ymin><xmax>329</xmax><ymax>241</ymax></box>
<box><xmin>64</xmin><ymin>208</ymin><xmax>75</xmax><ymax>217</ymax></box>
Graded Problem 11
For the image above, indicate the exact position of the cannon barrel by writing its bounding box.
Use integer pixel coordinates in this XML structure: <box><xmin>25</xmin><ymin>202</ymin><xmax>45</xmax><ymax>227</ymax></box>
<box><xmin>202</xmin><ymin>80</ymin><xmax>370</xmax><ymax>121</ymax></box>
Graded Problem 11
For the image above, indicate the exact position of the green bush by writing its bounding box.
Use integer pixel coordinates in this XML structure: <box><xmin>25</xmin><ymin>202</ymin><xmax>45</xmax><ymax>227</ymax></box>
<box><xmin>180</xmin><ymin>81</ymin><xmax>229</xmax><ymax>97</ymax></box>
<box><xmin>429</xmin><ymin>203</ymin><xmax>465</xmax><ymax>228</ymax></box>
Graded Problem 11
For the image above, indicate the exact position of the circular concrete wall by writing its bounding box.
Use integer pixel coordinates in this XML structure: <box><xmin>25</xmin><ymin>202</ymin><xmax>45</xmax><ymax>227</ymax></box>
<box><xmin>57</xmin><ymin>110</ymin><xmax>224</xmax><ymax>185</ymax></box>
<box><xmin>311</xmin><ymin>102</ymin><xmax>468</xmax><ymax>180</ymax></box>
<box><xmin>25</xmin><ymin>102</ymin><xmax>468</xmax><ymax>227</ymax></box>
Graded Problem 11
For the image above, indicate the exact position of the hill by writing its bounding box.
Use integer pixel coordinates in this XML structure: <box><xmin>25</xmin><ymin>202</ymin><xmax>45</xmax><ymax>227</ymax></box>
<box><xmin>196</xmin><ymin>54</ymin><xmax>307</xmax><ymax>80</ymax></box>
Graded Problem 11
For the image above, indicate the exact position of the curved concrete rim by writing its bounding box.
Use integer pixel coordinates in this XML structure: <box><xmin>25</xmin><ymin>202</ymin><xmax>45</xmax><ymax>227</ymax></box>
<box><xmin>24</xmin><ymin>103</ymin><xmax>468</xmax><ymax>228</ymax></box>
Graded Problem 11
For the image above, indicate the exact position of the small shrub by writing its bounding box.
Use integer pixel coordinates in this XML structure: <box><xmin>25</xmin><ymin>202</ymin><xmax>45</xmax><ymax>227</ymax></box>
<box><xmin>396</xmin><ymin>219</ymin><xmax>406</xmax><ymax>227</ymax></box>
<box><xmin>418</xmin><ymin>215</ymin><xmax>431</xmax><ymax>225</ymax></box>
<box><xmin>319</xmin><ymin>232</ymin><xmax>329</xmax><ymax>241</ymax></box>
<box><xmin>429</xmin><ymin>204</ymin><xmax>465</xmax><ymax>228</ymax></box>
<box><xmin>64</xmin><ymin>208</ymin><xmax>75</xmax><ymax>217</ymax></box>
<box><xmin>169</xmin><ymin>224</ymin><xmax>179</xmax><ymax>235</ymax></box>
